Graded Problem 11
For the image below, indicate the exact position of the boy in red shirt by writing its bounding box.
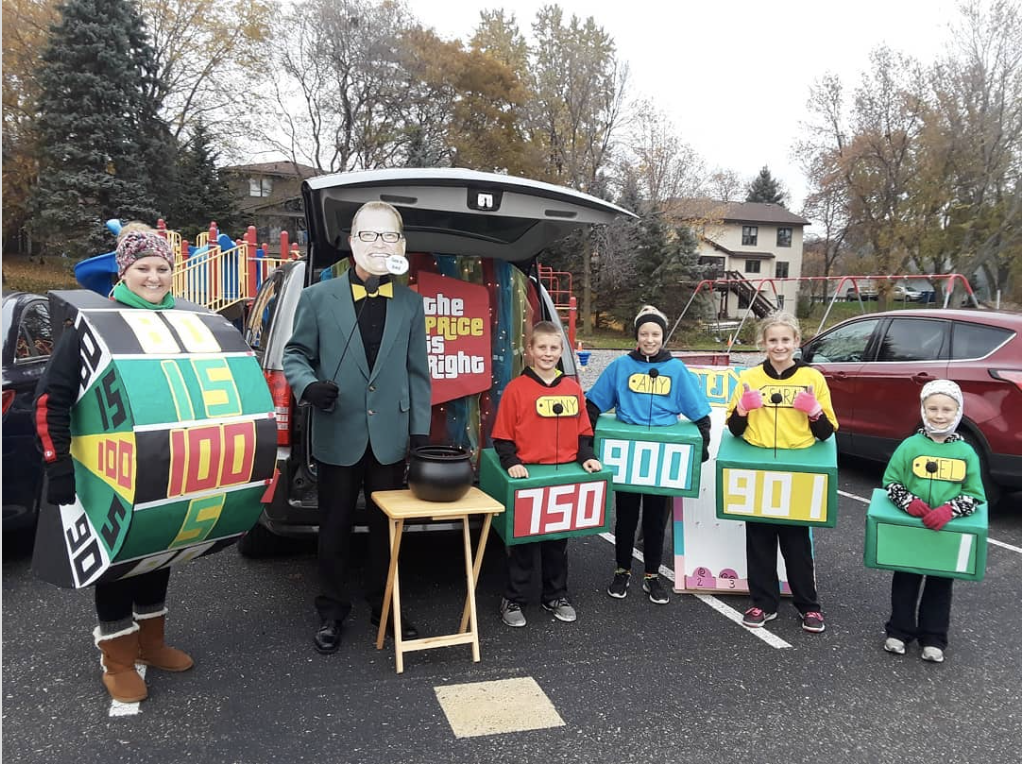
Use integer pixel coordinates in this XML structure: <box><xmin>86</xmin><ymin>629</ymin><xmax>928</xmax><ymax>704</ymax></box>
<box><xmin>491</xmin><ymin>322</ymin><xmax>602</xmax><ymax>627</ymax></box>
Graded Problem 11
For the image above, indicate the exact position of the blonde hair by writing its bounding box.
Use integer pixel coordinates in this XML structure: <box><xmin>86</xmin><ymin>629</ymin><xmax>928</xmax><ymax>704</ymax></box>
<box><xmin>352</xmin><ymin>201</ymin><xmax>404</xmax><ymax>233</ymax></box>
<box><xmin>529</xmin><ymin>320</ymin><xmax>562</xmax><ymax>345</ymax></box>
<box><xmin>756</xmin><ymin>310</ymin><xmax>801</xmax><ymax>348</ymax></box>
<box><xmin>117</xmin><ymin>221</ymin><xmax>157</xmax><ymax>242</ymax></box>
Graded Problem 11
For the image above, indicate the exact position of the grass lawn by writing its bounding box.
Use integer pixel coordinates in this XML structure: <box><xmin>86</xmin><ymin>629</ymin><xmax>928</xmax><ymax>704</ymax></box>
<box><xmin>2</xmin><ymin>255</ymin><xmax>79</xmax><ymax>294</ymax></box>
<box><xmin>577</xmin><ymin>298</ymin><xmax>938</xmax><ymax>351</ymax></box>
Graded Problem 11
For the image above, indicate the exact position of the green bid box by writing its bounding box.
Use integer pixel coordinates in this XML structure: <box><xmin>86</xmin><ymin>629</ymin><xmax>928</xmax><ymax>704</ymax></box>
<box><xmin>864</xmin><ymin>489</ymin><xmax>987</xmax><ymax>581</ymax></box>
<box><xmin>715</xmin><ymin>432</ymin><xmax>838</xmax><ymax>527</ymax></box>
<box><xmin>593</xmin><ymin>413</ymin><xmax>702</xmax><ymax>498</ymax></box>
<box><xmin>478</xmin><ymin>448</ymin><xmax>613</xmax><ymax>545</ymax></box>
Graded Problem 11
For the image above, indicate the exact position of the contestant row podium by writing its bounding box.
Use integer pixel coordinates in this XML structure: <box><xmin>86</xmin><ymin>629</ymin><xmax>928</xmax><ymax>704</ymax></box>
<box><xmin>715</xmin><ymin>432</ymin><xmax>838</xmax><ymax>528</ymax></box>
<box><xmin>864</xmin><ymin>489</ymin><xmax>988</xmax><ymax>581</ymax></box>
<box><xmin>479</xmin><ymin>414</ymin><xmax>706</xmax><ymax>546</ymax></box>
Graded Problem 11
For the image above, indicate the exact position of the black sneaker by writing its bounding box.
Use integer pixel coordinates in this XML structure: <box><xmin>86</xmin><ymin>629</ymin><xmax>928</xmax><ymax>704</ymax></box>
<box><xmin>607</xmin><ymin>570</ymin><xmax>630</xmax><ymax>599</ymax></box>
<box><xmin>642</xmin><ymin>575</ymin><xmax>670</xmax><ymax>605</ymax></box>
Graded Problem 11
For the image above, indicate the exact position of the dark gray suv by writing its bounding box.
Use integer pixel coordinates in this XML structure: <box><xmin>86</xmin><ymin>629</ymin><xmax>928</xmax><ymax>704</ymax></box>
<box><xmin>239</xmin><ymin>169</ymin><xmax>632</xmax><ymax>555</ymax></box>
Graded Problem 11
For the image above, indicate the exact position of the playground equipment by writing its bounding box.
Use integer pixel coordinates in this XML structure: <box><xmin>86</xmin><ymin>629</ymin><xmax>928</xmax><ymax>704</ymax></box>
<box><xmin>74</xmin><ymin>219</ymin><xmax>302</xmax><ymax>319</ymax></box>
<box><xmin>666</xmin><ymin>273</ymin><xmax>979</xmax><ymax>348</ymax></box>
<box><xmin>537</xmin><ymin>264</ymin><xmax>578</xmax><ymax>349</ymax></box>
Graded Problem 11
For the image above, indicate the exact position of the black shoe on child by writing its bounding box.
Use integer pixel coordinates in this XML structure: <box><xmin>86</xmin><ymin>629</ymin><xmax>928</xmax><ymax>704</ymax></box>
<box><xmin>642</xmin><ymin>575</ymin><xmax>670</xmax><ymax>605</ymax></box>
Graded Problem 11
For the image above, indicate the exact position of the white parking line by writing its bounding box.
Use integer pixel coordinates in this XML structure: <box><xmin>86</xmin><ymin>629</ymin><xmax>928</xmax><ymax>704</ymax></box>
<box><xmin>986</xmin><ymin>538</ymin><xmax>1022</xmax><ymax>554</ymax></box>
<box><xmin>598</xmin><ymin>532</ymin><xmax>792</xmax><ymax>650</ymax></box>
<box><xmin>842</xmin><ymin>489</ymin><xmax>1022</xmax><ymax>556</ymax></box>
<box><xmin>838</xmin><ymin>490</ymin><xmax>871</xmax><ymax>504</ymax></box>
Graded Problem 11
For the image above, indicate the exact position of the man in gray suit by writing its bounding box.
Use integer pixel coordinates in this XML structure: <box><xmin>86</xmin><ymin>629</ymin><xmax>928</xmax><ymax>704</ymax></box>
<box><xmin>283</xmin><ymin>201</ymin><xmax>431</xmax><ymax>654</ymax></box>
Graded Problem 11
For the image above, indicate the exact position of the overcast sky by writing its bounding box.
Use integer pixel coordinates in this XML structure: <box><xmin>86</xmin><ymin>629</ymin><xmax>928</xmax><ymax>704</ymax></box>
<box><xmin>407</xmin><ymin>0</ymin><xmax>964</xmax><ymax>221</ymax></box>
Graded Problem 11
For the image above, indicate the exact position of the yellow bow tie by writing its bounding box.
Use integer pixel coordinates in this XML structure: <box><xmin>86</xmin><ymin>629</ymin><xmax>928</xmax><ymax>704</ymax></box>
<box><xmin>352</xmin><ymin>281</ymin><xmax>394</xmax><ymax>301</ymax></box>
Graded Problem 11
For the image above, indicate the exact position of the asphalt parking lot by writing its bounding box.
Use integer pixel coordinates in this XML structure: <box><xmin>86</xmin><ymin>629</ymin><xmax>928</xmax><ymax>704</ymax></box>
<box><xmin>3</xmin><ymin>457</ymin><xmax>1021</xmax><ymax>764</ymax></box>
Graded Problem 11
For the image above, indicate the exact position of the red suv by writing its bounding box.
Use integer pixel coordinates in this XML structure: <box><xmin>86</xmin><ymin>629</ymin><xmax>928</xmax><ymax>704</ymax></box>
<box><xmin>799</xmin><ymin>309</ymin><xmax>1022</xmax><ymax>504</ymax></box>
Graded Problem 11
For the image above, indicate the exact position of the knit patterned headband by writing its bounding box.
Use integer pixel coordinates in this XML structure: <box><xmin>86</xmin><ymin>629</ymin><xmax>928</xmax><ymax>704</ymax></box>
<box><xmin>116</xmin><ymin>231</ymin><xmax>174</xmax><ymax>278</ymax></box>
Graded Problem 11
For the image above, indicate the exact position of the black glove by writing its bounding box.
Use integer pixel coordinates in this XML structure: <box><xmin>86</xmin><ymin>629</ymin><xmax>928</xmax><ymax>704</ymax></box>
<box><xmin>409</xmin><ymin>434</ymin><xmax>429</xmax><ymax>452</ymax></box>
<box><xmin>695</xmin><ymin>415</ymin><xmax>712</xmax><ymax>463</ymax></box>
<box><xmin>46</xmin><ymin>460</ymin><xmax>76</xmax><ymax>505</ymax></box>
<box><xmin>303</xmin><ymin>381</ymin><xmax>339</xmax><ymax>411</ymax></box>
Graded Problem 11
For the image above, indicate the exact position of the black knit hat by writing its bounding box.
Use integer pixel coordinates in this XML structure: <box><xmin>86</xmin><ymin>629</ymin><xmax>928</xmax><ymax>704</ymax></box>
<box><xmin>634</xmin><ymin>305</ymin><xmax>668</xmax><ymax>339</ymax></box>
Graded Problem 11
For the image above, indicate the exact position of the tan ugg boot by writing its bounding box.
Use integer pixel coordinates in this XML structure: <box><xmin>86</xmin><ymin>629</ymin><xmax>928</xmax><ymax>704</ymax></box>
<box><xmin>94</xmin><ymin>626</ymin><xmax>147</xmax><ymax>703</ymax></box>
<box><xmin>136</xmin><ymin>611</ymin><xmax>194</xmax><ymax>672</ymax></box>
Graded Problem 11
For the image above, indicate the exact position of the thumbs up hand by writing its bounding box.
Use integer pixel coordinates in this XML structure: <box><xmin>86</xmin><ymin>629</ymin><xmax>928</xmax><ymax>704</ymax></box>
<box><xmin>793</xmin><ymin>385</ymin><xmax>823</xmax><ymax>420</ymax></box>
<box><xmin>737</xmin><ymin>383</ymin><xmax>764</xmax><ymax>416</ymax></box>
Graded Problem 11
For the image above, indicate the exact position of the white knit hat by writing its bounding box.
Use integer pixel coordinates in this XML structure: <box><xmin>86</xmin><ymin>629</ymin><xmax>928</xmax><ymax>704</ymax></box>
<box><xmin>920</xmin><ymin>379</ymin><xmax>963</xmax><ymax>436</ymax></box>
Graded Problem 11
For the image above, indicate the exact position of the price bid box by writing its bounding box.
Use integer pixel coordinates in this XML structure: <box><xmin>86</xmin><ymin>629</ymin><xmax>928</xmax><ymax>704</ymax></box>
<box><xmin>478</xmin><ymin>448</ymin><xmax>613</xmax><ymax>545</ymax></box>
<box><xmin>593</xmin><ymin>413</ymin><xmax>703</xmax><ymax>498</ymax></box>
<box><xmin>715</xmin><ymin>432</ymin><xmax>838</xmax><ymax>528</ymax></box>
<box><xmin>864</xmin><ymin>488</ymin><xmax>987</xmax><ymax>581</ymax></box>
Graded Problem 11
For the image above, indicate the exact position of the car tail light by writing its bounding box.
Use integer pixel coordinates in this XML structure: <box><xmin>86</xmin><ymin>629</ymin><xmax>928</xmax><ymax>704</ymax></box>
<box><xmin>264</xmin><ymin>370</ymin><xmax>293</xmax><ymax>445</ymax></box>
<box><xmin>990</xmin><ymin>369</ymin><xmax>1022</xmax><ymax>392</ymax></box>
<box><xmin>2</xmin><ymin>389</ymin><xmax>14</xmax><ymax>417</ymax></box>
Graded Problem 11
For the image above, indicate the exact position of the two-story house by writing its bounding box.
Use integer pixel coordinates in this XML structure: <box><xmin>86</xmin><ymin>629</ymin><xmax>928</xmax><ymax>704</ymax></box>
<box><xmin>668</xmin><ymin>199</ymin><xmax>811</xmax><ymax>318</ymax></box>
<box><xmin>220</xmin><ymin>161</ymin><xmax>323</xmax><ymax>253</ymax></box>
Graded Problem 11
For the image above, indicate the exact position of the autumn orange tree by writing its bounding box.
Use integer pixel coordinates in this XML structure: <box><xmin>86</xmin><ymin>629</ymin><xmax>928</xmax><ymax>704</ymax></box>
<box><xmin>2</xmin><ymin>0</ymin><xmax>60</xmax><ymax>255</ymax></box>
<box><xmin>798</xmin><ymin>0</ymin><xmax>1021</xmax><ymax>304</ymax></box>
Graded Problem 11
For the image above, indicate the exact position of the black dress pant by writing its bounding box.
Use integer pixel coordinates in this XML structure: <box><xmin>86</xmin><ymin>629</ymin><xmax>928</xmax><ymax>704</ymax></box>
<box><xmin>886</xmin><ymin>572</ymin><xmax>954</xmax><ymax>649</ymax></box>
<box><xmin>745</xmin><ymin>521</ymin><xmax>820</xmax><ymax>614</ymax></box>
<box><xmin>614</xmin><ymin>491</ymin><xmax>669</xmax><ymax>574</ymax></box>
<box><xmin>95</xmin><ymin>569</ymin><xmax>171</xmax><ymax>625</ymax></box>
<box><xmin>504</xmin><ymin>538</ymin><xmax>569</xmax><ymax>604</ymax></box>
<box><xmin>315</xmin><ymin>452</ymin><xmax>405</xmax><ymax>622</ymax></box>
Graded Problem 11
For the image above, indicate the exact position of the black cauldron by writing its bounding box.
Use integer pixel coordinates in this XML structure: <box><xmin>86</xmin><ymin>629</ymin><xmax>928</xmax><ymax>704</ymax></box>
<box><xmin>407</xmin><ymin>445</ymin><xmax>473</xmax><ymax>502</ymax></box>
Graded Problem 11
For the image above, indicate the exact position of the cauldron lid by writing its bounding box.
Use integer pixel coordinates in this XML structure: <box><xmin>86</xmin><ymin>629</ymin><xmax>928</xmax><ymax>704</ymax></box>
<box><xmin>410</xmin><ymin>445</ymin><xmax>471</xmax><ymax>460</ymax></box>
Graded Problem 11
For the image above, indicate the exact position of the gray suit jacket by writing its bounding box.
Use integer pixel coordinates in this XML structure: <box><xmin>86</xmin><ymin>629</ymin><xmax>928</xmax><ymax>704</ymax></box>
<box><xmin>283</xmin><ymin>275</ymin><xmax>431</xmax><ymax>466</ymax></box>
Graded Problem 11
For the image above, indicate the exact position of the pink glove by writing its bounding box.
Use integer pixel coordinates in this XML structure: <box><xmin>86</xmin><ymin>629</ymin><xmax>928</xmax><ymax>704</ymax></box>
<box><xmin>793</xmin><ymin>385</ymin><xmax>823</xmax><ymax>419</ymax></box>
<box><xmin>923</xmin><ymin>503</ymin><xmax>954</xmax><ymax>530</ymax></box>
<box><xmin>737</xmin><ymin>383</ymin><xmax>763</xmax><ymax>415</ymax></box>
<box><xmin>906</xmin><ymin>498</ymin><xmax>930</xmax><ymax>517</ymax></box>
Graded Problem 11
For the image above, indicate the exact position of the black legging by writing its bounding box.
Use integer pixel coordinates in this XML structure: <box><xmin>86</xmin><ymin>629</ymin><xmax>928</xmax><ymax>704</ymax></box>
<box><xmin>614</xmin><ymin>491</ymin><xmax>669</xmax><ymax>574</ymax></box>
<box><xmin>95</xmin><ymin>568</ymin><xmax>171</xmax><ymax>624</ymax></box>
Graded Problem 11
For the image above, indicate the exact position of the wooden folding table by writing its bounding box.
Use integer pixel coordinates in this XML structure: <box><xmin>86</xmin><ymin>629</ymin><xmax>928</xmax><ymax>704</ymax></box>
<box><xmin>371</xmin><ymin>487</ymin><xmax>504</xmax><ymax>673</ymax></box>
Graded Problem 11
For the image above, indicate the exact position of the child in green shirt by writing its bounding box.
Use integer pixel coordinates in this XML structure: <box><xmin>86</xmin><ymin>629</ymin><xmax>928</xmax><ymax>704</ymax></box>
<box><xmin>881</xmin><ymin>379</ymin><xmax>986</xmax><ymax>663</ymax></box>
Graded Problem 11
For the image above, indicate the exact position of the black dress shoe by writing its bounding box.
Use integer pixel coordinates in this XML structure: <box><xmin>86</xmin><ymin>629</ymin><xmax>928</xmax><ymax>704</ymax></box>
<box><xmin>314</xmin><ymin>620</ymin><xmax>342</xmax><ymax>654</ymax></box>
<box><xmin>370</xmin><ymin>611</ymin><xmax>419</xmax><ymax>640</ymax></box>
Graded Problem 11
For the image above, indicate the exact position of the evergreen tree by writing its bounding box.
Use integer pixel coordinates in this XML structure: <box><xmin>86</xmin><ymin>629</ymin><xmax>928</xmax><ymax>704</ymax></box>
<box><xmin>745</xmin><ymin>165</ymin><xmax>787</xmax><ymax>206</ymax></box>
<box><xmin>171</xmin><ymin>120</ymin><xmax>238</xmax><ymax>238</ymax></box>
<box><xmin>30</xmin><ymin>0</ymin><xmax>173</xmax><ymax>258</ymax></box>
<box><xmin>631</xmin><ymin>206</ymin><xmax>702</xmax><ymax>325</ymax></box>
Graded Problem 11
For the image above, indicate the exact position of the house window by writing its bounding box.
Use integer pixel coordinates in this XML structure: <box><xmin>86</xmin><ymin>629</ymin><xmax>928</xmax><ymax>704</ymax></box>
<box><xmin>742</xmin><ymin>225</ymin><xmax>758</xmax><ymax>246</ymax></box>
<box><xmin>249</xmin><ymin>176</ymin><xmax>273</xmax><ymax>197</ymax></box>
<box><xmin>777</xmin><ymin>227</ymin><xmax>792</xmax><ymax>247</ymax></box>
<box><xmin>699</xmin><ymin>256</ymin><xmax>725</xmax><ymax>278</ymax></box>
<box><xmin>776</xmin><ymin>261</ymin><xmax>789</xmax><ymax>278</ymax></box>
<box><xmin>745</xmin><ymin>259</ymin><xmax>761</xmax><ymax>273</ymax></box>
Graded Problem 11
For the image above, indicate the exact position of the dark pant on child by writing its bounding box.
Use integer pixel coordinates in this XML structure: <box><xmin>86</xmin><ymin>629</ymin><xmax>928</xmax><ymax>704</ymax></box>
<box><xmin>505</xmin><ymin>538</ymin><xmax>568</xmax><ymax>604</ymax></box>
<box><xmin>614</xmin><ymin>491</ymin><xmax>669</xmax><ymax>575</ymax></box>
<box><xmin>315</xmin><ymin>454</ymin><xmax>405</xmax><ymax>622</ymax></box>
<box><xmin>886</xmin><ymin>571</ymin><xmax>953</xmax><ymax>649</ymax></box>
<box><xmin>745</xmin><ymin>521</ymin><xmax>820</xmax><ymax>614</ymax></box>
<box><xmin>95</xmin><ymin>568</ymin><xmax>171</xmax><ymax>631</ymax></box>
